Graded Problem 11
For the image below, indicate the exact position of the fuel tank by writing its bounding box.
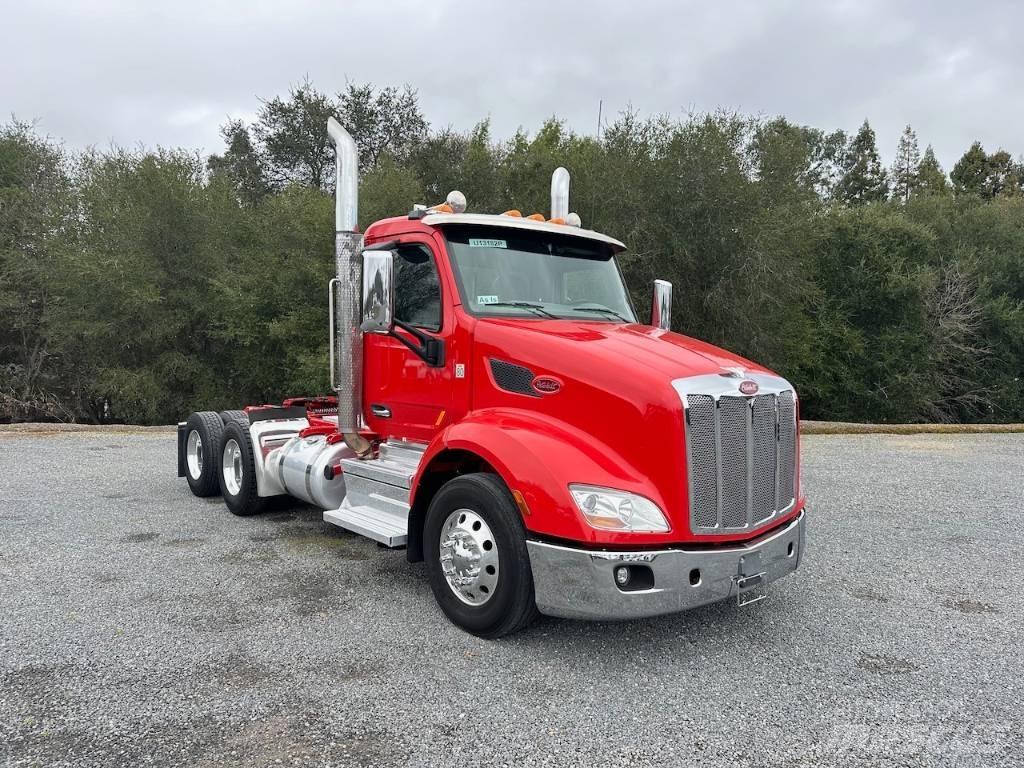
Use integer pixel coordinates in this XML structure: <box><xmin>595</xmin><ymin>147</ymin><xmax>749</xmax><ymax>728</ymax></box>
<box><xmin>269</xmin><ymin>434</ymin><xmax>355</xmax><ymax>510</ymax></box>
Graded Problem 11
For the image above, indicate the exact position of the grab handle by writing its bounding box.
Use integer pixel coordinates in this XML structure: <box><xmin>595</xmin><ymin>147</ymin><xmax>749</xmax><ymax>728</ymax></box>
<box><xmin>328</xmin><ymin>278</ymin><xmax>340</xmax><ymax>391</ymax></box>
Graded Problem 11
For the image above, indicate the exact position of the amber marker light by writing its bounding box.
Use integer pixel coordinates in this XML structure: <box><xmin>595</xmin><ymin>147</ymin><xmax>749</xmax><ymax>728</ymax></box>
<box><xmin>511</xmin><ymin>489</ymin><xmax>532</xmax><ymax>517</ymax></box>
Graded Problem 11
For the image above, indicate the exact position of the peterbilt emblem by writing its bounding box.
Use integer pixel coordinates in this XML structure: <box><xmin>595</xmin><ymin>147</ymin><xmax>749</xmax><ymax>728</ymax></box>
<box><xmin>739</xmin><ymin>380</ymin><xmax>759</xmax><ymax>396</ymax></box>
<box><xmin>532</xmin><ymin>376</ymin><xmax>562</xmax><ymax>394</ymax></box>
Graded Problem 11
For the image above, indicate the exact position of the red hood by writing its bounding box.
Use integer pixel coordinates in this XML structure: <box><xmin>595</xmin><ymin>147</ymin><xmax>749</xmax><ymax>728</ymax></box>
<box><xmin>474</xmin><ymin>318</ymin><xmax>771</xmax><ymax>382</ymax></box>
<box><xmin>467</xmin><ymin>317</ymin><xmax>789</xmax><ymax>544</ymax></box>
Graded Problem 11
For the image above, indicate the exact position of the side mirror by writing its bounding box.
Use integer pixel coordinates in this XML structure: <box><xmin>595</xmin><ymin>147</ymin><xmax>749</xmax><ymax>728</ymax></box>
<box><xmin>361</xmin><ymin>250</ymin><xmax>395</xmax><ymax>334</ymax></box>
<box><xmin>651</xmin><ymin>279</ymin><xmax>672</xmax><ymax>330</ymax></box>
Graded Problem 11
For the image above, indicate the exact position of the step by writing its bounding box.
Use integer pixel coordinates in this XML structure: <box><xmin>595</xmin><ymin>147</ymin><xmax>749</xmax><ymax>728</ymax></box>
<box><xmin>378</xmin><ymin>440</ymin><xmax>428</xmax><ymax>465</ymax></box>
<box><xmin>324</xmin><ymin>501</ymin><xmax>408</xmax><ymax>547</ymax></box>
<box><xmin>340</xmin><ymin>456</ymin><xmax>415</xmax><ymax>489</ymax></box>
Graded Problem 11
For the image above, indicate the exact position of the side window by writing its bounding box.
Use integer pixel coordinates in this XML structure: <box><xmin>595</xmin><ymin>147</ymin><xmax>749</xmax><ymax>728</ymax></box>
<box><xmin>394</xmin><ymin>244</ymin><xmax>442</xmax><ymax>331</ymax></box>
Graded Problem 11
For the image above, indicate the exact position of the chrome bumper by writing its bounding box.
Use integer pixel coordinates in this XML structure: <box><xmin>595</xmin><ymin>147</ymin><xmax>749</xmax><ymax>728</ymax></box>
<box><xmin>526</xmin><ymin>510</ymin><xmax>805</xmax><ymax>620</ymax></box>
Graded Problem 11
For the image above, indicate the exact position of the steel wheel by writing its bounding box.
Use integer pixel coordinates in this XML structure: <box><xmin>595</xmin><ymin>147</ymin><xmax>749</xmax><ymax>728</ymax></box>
<box><xmin>185</xmin><ymin>430</ymin><xmax>204</xmax><ymax>480</ymax></box>
<box><xmin>221</xmin><ymin>438</ymin><xmax>243</xmax><ymax>497</ymax></box>
<box><xmin>439</xmin><ymin>508</ymin><xmax>500</xmax><ymax>606</ymax></box>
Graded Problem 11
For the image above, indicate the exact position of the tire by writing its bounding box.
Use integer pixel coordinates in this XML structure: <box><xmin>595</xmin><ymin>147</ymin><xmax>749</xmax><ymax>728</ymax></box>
<box><xmin>183</xmin><ymin>411</ymin><xmax>224</xmax><ymax>497</ymax></box>
<box><xmin>217</xmin><ymin>420</ymin><xmax>267</xmax><ymax>517</ymax></box>
<box><xmin>219</xmin><ymin>409</ymin><xmax>249</xmax><ymax>427</ymax></box>
<box><xmin>424</xmin><ymin>473</ymin><xmax>539</xmax><ymax>638</ymax></box>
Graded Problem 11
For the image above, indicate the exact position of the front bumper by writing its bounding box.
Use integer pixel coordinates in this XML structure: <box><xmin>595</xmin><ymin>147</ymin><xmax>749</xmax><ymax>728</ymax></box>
<box><xmin>526</xmin><ymin>509</ymin><xmax>805</xmax><ymax>620</ymax></box>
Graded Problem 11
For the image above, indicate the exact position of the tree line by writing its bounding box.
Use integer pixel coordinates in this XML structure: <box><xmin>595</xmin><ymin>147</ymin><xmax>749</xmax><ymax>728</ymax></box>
<box><xmin>2</xmin><ymin>81</ymin><xmax>1023</xmax><ymax>424</ymax></box>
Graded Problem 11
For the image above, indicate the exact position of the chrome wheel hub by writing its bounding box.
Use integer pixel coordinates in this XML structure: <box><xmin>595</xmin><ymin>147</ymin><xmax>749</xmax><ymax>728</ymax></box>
<box><xmin>186</xmin><ymin>430</ymin><xmax>203</xmax><ymax>479</ymax></box>
<box><xmin>222</xmin><ymin>438</ymin><xmax>243</xmax><ymax>496</ymax></box>
<box><xmin>439</xmin><ymin>508</ymin><xmax>499</xmax><ymax>606</ymax></box>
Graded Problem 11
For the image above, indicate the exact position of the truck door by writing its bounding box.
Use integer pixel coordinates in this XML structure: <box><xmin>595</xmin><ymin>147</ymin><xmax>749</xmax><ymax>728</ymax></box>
<box><xmin>363</xmin><ymin>240</ymin><xmax>453</xmax><ymax>442</ymax></box>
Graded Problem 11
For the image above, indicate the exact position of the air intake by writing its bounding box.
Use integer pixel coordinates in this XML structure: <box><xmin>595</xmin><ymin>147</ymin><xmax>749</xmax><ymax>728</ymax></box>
<box><xmin>490</xmin><ymin>359</ymin><xmax>539</xmax><ymax>397</ymax></box>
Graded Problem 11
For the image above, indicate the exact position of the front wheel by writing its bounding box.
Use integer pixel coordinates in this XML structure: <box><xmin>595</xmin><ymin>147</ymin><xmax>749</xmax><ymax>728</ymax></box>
<box><xmin>424</xmin><ymin>473</ymin><xmax>539</xmax><ymax>638</ymax></box>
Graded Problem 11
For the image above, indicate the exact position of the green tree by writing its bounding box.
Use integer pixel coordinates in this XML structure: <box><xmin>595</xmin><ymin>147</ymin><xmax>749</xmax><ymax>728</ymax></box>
<box><xmin>0</xmin><ymin>121</ymin><xmax>72</xmax><ymax>420</ymax></box>
<box><xmin>891</xmin><ymin>124</ymin><xmax>921</xmax><ymax>202</ymax></box>
<box><xmin>985</xmin><ymin>149</ymin><xmax>1022</xmax><ymax>197</ymax></box>
<box><xmin>5</xmin><ymin>84</ymin><xmax>1024</xmax><ymax>427</ymax></box>
<box><xmin>835</xmin><ymin>120</ymin><xmax>888</xmax><ymax>204</ymax></box>
<box><xmin>338</xmin><ymin>82</ymin><xmax>428</xmax><ymax>172</ymax></box>
<box><xmin>916</xmin><ymin>145</ymin><xmax>950</xmax><ymax>195</ymax></box>
<box><xmin>253</xmin><ymin>79</ymin><xmax>339</xmax><ymax>192</ymax></box>
<box><xmin>207</xmin><ymin>120</ymin><xmax>271</xmax><ymax>206</ymax></box>
<box><xmin>951</xmin><ymin>142</ymin><xmax>1023</xmax><ymax>198</ymax></box>
<box><xmin>54</xmin><ymin>148</ymin><xmax>236</xmax><ymax>422</ymax></box>
<box><xmin>951</xmin><ymin>141</ymin><xmax>990</xmax><ymax>196</ymax></box>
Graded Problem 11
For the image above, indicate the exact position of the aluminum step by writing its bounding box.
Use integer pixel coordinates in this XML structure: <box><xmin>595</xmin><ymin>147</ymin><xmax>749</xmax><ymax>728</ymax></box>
<box><xmin>339</xmin><ymin>440</ymin><xmax>426</xmax><ymax>489</ymax></box>
<box><xmin>340</xmin><ymin>457</ymin><xmax>414</xmax><ymax>488</ymax></box>
<box><xmin>324</xmin><ymin>501</ymin><xmax>408</xmax><ymax>547</ymax></box>
<box><xmin>324</xmin><ymin>441</ymin><xmax>426</xmax><ymax>548</ymax></box>
<box><xmin>377</xmin><ymin>440</ymin><xmax>428</xmax><ymax>465</ymax></box>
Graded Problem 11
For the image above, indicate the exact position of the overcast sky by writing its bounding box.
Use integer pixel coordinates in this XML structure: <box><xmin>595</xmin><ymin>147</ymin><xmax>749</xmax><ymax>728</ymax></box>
<box><xmin>2</xmin><ymin>1</ymin><xmax>1020</xmax><ymax>170</ymax></box>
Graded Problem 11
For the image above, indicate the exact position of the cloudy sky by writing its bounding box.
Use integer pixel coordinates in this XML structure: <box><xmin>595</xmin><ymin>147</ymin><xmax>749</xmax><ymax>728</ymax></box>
<box><xmin>2</xmin><ymin>0</ymin><xmax>1020</xmax><ymax>169</ymax></box>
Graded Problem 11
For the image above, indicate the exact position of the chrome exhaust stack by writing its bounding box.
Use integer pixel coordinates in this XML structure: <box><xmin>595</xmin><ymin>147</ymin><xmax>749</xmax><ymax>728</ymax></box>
<box><xmin>651</xmin><ymin>279</ymin><xmax>672</xmax><ymax>330</ymax></box>
<box><xmin>327</xmin><ymin>117</ymin><xmax>371</xmax><ymax>456</ymax></box>
<box><xmin>551</xmin><ymin>167</ymin><xmax>570</xmax><ymax>221</ymax></box>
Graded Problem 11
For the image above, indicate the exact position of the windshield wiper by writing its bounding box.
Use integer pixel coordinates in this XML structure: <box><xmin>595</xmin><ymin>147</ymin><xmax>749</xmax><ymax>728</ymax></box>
<box><xmin>486</xmin><ymin>301</ymin><xmax>560</xmax><ymax>319</ymax></box>
<box><xmin>572</xmin><ymin>306</ymin><xmax>630</xmax><ymax>322</ymax></box>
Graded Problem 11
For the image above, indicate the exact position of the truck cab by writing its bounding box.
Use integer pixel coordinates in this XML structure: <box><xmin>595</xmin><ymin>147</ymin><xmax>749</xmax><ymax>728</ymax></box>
<box><xmin>178</xmin><ymin>119</ymin><xmax>806</xmax><ymax>638</ymax></box>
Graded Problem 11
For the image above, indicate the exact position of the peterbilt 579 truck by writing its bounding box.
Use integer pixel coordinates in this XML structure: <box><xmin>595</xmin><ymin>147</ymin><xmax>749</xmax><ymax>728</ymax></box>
<box><xmin>178</xmin><ymin>118</ymin><xmax>806</xmax><ymax>638</ymax></box>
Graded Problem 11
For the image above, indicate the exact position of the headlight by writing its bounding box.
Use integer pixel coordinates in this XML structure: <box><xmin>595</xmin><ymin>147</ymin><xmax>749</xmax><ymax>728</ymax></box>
<box><xmin>569</xmin><ymin>484</ymin><xmax>670</xmax><ymax>533</ymax></box>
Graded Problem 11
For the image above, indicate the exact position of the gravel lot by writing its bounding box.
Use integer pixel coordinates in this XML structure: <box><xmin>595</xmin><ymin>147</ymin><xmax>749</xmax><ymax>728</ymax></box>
<box><xmin>1</xmin><ymin>431</ymin><xmax>1021</xmax><ymax>767</ymax></box>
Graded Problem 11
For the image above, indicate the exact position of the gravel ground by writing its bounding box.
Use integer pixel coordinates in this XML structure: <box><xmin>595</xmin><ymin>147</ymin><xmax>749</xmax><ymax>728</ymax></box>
<box><xmin>0</xmin><ymin>432</ymin><xmax>1021</xmax><ymax>767</ymax></box>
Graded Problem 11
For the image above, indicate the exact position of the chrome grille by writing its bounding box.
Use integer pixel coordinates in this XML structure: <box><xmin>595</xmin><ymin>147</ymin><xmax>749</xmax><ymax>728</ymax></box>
<box><xmin>751</xmin><ymin>395</ymin><xmax>777</xmax><ymax>523</ymax></box>
<box><xmin>681</xmin><ymin>377</ymin><xmax>797</xmax><ymax>533</ymax></box>
<box><xmin>777</xmin><ymin>391</ymin><xmax>796</xmax><ymax>511</ymax></box>
<box><xmin>719</xmin><ymin>397</ymin><xmax>749</xmax><ymax>528</ymax></box>
<box><xmin>686</xmin><ymin>395</ymin><xmax>719</xmax><ymax>528</ymax></box>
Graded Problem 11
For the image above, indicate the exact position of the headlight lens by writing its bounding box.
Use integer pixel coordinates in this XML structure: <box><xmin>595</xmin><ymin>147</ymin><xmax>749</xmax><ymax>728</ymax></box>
<box><xmin>569</xmin><ymin>484</ymin><xmax>670</xmax><ymax>533</ymax></box>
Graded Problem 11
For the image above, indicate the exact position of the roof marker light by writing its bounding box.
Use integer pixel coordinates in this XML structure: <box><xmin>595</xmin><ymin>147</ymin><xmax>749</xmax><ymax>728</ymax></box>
<box><xmin>526</xmin><ymin>213</ymin><xmax>545</xmax><ymax>221</ymax></box>
<box><xmin>502</xmin><ymin>209</ymin><xmax>523</xmax><ymax>217</ymax></box>
<box><xmin>548</xmin><ymin>217</ymin><xmax>566</xmax><ymax>225</ymax></box>
<box><xmin>446</xmin><ymin>190</ymin><xmax>467</xmax><ymax>214</ymax></box>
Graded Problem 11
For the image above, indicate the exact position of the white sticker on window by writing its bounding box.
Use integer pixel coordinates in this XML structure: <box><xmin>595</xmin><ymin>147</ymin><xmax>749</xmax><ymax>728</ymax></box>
<box><xmin>469</xmin><ymin>238</ymin><xmax>507</xmax><ymax>248</ymax></box>
<box><xmin>476</xmin><ymin>295</ymin><xmax>500</xmax><ymax>305</ymax></box>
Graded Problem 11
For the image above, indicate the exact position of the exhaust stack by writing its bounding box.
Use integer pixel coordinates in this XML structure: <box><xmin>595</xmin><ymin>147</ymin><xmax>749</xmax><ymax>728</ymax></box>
<box><xmin>327</xmin><ymin>117</ymin><xmax>371</xmax><ymax>456</ymax></box>
<box><xmin>551</xmin><ymin>167</ymin><xmax>570</xmax><ymax>221</ymax></box>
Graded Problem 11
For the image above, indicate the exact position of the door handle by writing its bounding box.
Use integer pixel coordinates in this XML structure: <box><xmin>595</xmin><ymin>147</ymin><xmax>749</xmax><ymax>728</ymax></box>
<box><xmin>370</xmin><ymin>404</ymin><xmax>392</xmax><ymax>418</ymax></box>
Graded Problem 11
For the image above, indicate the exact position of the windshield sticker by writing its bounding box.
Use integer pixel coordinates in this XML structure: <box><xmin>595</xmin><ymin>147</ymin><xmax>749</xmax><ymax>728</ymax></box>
<box><xmin>469</xmin><ymin>238</ymin><xmax>507</xmax><ymax>248</ymax></box>
<box><xmin>476</xmin><ymin>295</ymin><xmax>500</xmax><ymax>305</ymax></box>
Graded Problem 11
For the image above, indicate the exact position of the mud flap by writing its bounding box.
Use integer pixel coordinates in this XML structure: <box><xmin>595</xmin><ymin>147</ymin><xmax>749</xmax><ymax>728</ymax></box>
<box><xmin>176</xmin><ymin>422</ymin><xmax>187</xmax><ymax>478</ymax></box>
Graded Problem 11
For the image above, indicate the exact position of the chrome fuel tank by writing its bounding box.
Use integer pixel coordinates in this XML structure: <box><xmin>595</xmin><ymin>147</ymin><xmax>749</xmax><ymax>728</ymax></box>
<box><xmin>270</xmin><ymin>434</ymin><xmax>356</xmax><ymax>510</ymax></box>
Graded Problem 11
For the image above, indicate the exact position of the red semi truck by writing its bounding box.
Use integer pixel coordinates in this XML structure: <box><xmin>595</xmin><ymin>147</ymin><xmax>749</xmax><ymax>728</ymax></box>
<box><xmin>178</xmin><ymin>118</ymin><xmax>806</xmax><ymax>637</ymax></box>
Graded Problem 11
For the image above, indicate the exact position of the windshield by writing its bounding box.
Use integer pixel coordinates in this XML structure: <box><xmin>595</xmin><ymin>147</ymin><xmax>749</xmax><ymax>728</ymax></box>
<box><xmin>444</xmin><ymin>225</ymin><xmax>637</xmax><ymax>322</ymax></box>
